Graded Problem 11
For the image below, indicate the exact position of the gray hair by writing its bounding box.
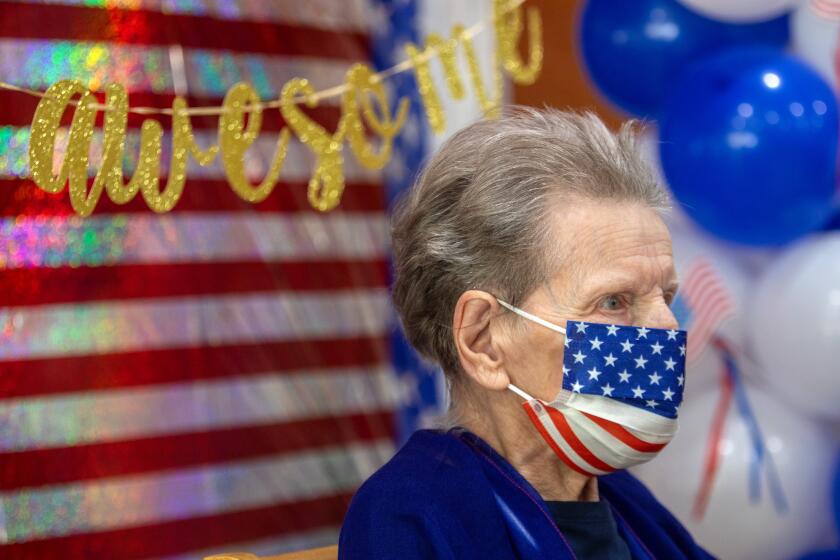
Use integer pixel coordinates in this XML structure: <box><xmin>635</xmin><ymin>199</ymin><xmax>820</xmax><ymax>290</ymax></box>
<box><xmin>391</xmin><ymin>106</ymin><xmax>668</xmax><ymax>383</ymax></box>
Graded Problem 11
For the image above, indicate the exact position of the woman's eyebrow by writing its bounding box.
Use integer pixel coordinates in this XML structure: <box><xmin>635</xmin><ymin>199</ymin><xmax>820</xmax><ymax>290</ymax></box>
<box><xmin>586</xmin><ymin>269</ymin><xmax>648</xmax><ymax>289</ymax></box>
<box><xmin>580</xmin><ymin>271</ymin><xmax>679</xmax><ymax>298</ymax></box>
<box><xmin>579</xmin><ymin>274</ymin><xmax>641</xmax><ymax>297</ymax></box>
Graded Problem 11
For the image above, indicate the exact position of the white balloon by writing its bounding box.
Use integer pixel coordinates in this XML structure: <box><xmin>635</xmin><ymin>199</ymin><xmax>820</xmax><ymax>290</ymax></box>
<box><xmin>712</xmin><ymin>241</ymin><xmax>783</xmax><ymax>281</ymax></box>
<box><xmin>633</xmin><ymin>385</ymin><xmax>837</xmax><ymax>559</ymax></box>
<box><xmin>792</xmin><ymin>0</ymin><xmax>840</xmax><ymax>88</ymax></box>
<box><xmin>678</xmin><ymin>0</ymin><xmax>797</xmax><ymax>22</ymax></box>
<box><xmin>681</xmin><ymin>341</ymin><xmax>726</xmax><ymax>399</ymax></box>
<box><xmin>638</xmin><ymin>126</ymin><xmax>695</xmax><ymax>231</ymax></box>
<box><xmin>749</xmin><ymin>233</ymin><xmax>840</xmax><ymax>420</ymax></box>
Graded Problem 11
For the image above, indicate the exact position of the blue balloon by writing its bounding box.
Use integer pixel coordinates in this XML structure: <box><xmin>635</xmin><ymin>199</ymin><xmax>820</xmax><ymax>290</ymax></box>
<box><xmin>797</xmin><ymin>551</ymin><xmax>840</xmax><ymax>560</ymax></box>
<box><xmin>825</xmin><ymin>210</ymin><xmax>840</xmax><ymax>231</ymax></box>
<box><xmin>659</xmin><ymin>47</ymin><xmax>838</xmax><ymax>246</ymax></box>
<box><xmin>834</xmin><ymin>455</ymin><xmax>840</xmax><ymax>536</ymax></box>
<box><xmin>579</xmin><ymin>0</ymin><xmax>789</xmax><ymax>117</ymax></box>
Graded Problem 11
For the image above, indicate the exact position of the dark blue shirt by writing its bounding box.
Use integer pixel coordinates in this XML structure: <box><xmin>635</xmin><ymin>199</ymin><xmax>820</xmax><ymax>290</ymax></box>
<box><xmin>545</xmin><ymin>499</ymin><xmax>632</xmax><ymax>559</ymax></box>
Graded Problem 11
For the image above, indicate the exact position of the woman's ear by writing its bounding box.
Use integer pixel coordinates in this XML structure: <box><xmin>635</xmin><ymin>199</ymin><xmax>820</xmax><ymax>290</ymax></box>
<box><xmin>452</xmin><ymin>290</ymin><xmax>510</xmax><ymax>391</ymax></box>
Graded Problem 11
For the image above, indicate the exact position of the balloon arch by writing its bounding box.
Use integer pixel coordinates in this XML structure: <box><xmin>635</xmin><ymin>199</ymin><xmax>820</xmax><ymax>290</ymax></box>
<box><xmin>578</xmin><ymin>1</ymin><xmax>840</xmax><ymax>558</ymax></box>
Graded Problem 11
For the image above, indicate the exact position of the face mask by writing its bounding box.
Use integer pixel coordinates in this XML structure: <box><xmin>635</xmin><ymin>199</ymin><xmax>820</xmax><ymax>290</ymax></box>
<box><xmin>496</xmin><ymin>299</ymin><xmax>687</xmax><ymax>477</ymax></box>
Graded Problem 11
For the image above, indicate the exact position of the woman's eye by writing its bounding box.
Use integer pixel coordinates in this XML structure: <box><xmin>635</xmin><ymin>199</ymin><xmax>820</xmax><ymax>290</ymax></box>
<box><xmin>600</xmin><ymin>295</ymin><xmax>623</xmax><ymax>311</ymax></box>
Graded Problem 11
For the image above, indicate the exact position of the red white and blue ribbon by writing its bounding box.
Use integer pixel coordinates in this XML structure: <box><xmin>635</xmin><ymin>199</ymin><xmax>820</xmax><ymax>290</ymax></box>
<box><xmin>693</xmin><ymin>338</ymin><xmax>788</xmax><ymax>519</ymax></box>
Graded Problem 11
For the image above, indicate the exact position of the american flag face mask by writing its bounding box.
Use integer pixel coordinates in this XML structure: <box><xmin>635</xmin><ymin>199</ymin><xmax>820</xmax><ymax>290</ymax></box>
<box><xmin>497</xmin><ymin>299</ymin><xmax>687</xmax><ymax>477</ymax></box>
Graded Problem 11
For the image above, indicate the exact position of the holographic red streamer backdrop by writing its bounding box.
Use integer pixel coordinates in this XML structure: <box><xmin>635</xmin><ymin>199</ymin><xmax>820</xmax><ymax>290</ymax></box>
<box><xmin>0</xmin><ymin>1</ymin><xmax>396</xmax><ymax>558</ymax></box>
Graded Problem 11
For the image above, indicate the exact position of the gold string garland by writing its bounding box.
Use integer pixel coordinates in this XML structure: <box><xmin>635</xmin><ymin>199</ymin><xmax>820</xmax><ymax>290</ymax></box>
<box><xmin>22</xmin><ymin>0</ymin><xmax>542</xmax><ymax>216</ymax></box>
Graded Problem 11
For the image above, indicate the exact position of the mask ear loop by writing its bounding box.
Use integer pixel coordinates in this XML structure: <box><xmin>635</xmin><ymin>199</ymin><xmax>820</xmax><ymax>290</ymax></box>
<box><xmin>496</xmin><ymin>298</ymin><xmax>568</xmax><ymax>401</ymax></box>
<box><xmin>507</xmin><ymin>383</ymin><xmax>536</xmax><ymax>401</ymax></box>
<box><xmin>495</xmin><ymin>298</ymin><xmax>567</xmax><ymax>335</ymax></box>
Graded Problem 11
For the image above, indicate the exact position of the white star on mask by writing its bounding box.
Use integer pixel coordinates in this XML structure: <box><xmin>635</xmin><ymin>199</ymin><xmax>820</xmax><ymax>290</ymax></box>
<box><xmin>620</xmin><ymin>339</ymin><xmax>634</xmax><ymax>353</ymax></box>
<box><xmin>588</xmin><ymin>367</ymin><xmax>602</xmax><ymax>381</ymax></box>
<box><xmin>606</xmin><ymin>325</ymin><xmax>619</xmax><ymax>336</ymax></box>
<box><xmin>666</xmin><ymin>329</ymin><xmax>678</xmax><ymax>341</ymax></box>
<box><xmin>573</xmin><ymin>351</ymin><xmax>587</xmax><ymax>364</ymax></box>
<box><xmin>603</xmin><ymin>353</ymin><xmax>618</xmax><ymax>367</ymax></box>
<box><xmin>576</xmin><ymin>322</ymin><xmax>588</xmax><ymax>333</ymax></box>
<box><xmin>636</xmin><ymin>327</ymin><xmax>649</xmax><ymax>339</ymax></box>
<box><xmin>589</xmin><ymin>336</ymin><xmax>604</xmax><ymax>351</ymax></box>
<box><xmin>664</xmin><ymin>357</ymin><xmax>677</xmax><ymax>371</ymax></box>
<box><xmin>650</xmin><ymin>341</ymin><xmax>664</xmax><ymax>355</ymax></box>
<box><xmin>571</xmin><ymin>381</ymin><xmax>583</xmax><ymax>392</ymax></box>
<box><xmin>632</xmin><ymin>385</ymin><xmax>645</xmax><ymax>398</ymax></box>
<box><xmin>645</xmin><ymin>399</ymin><xmax>657</xmax><ymax>408</ymax></box>
<box><xmin>634</xmin><ymin>355</ymin><xmax>648</xmax><ymax>369</ymax></box>
<box><xmin>618</xmin><ymin>370</ymin><xmax>631</xmax><ymax>383</ymax></box>
<box><xmin>601</xmin><ymin>383</ymin><xmax>615</xmax><ymax>397</ymax></box>
<box><xmin>648</xmin><ymin>372</ymin><xmax>662</xmax><ymax>385</ymax></box>
<box><xmin>662</xmin><ymin>387</ymin><xmax>675</xmax><ymax>401</ymax></box>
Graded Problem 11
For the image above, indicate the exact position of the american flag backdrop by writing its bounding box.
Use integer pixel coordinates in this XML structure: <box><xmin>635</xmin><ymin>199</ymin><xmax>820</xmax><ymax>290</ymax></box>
<box><xmin>0</xmin><ymin>1</ymin><xmax>419</xmax><ymax>558</ymax></box>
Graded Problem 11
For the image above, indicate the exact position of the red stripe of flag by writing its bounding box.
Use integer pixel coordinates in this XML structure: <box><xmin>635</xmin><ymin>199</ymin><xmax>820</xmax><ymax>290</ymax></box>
<box><xmin>523</xmin><ymin>403</ymin><xmax>591</xmax><ymax>477</ymax></box>
<box><xmin>0</xmin><ymin>410</ymin><xmax>394</xmax><ymax>490</ymax></box>
<box><xmin>0</xmin><ymin>336</ymin><xmax>388</xmax><ymax>400</ymax></box>
<box><xmin>0</xmin><ymin>178</ymin><xmax>386</xmax><ymax>216</ymax></box>
<box><xmin>0</xmin><ymin>260</ymin><xmax>389</xmax><ymax>307</ymax></box>
<box><xmin>545</xmin><ymin>406</ymin><xmax>616</xmax><ymax>473</ymax></box>
<box><xmin>580</xmin><ymin>411</ymin><xmax>667</xmax><ymax>454</ymax></box>
<box><xmin>0</xmin><ymin>2</ymin><xmax>370</xmax><ymax>59</ymax></box>
<box><xmin>0</xmin><ymin>491</ymin><xmax>354</xmax><ymax>560</ymax></box>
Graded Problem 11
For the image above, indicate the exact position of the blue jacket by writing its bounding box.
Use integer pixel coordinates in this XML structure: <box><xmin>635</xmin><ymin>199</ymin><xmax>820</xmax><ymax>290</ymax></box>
<box><xmin>339</xmin><ymin>428</ymin><xmax>715</xmax><ymax>559</ymax></box>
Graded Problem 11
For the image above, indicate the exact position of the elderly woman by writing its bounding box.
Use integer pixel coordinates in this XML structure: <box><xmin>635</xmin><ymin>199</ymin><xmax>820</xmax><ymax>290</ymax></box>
<box><xmin>339</xmin><ymin>108</ymin><xmax>713</xmax><ymax>559</ymax></box>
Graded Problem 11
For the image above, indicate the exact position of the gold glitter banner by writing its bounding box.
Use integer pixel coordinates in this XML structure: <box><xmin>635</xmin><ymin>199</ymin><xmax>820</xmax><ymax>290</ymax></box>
<box><xmin>17</xmin><ymin>0</ymin><xmax>542</xmax><ymax>216</ymax></box>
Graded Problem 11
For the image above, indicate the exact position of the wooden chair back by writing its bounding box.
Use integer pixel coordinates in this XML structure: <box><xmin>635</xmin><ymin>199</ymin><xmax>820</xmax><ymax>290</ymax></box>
<box><xmin>205</xmin><ymin>544</ymin><xmax>338</xmax><ymax>560</ymax></box>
